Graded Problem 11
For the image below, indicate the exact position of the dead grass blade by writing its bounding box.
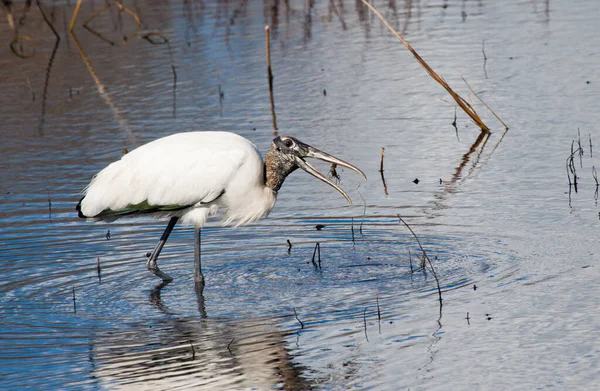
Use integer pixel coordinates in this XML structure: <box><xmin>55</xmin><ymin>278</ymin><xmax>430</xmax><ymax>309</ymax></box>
<box><xmin>462</xmin><ymin>76</ymin><xmax>508</xmax><ymax>130</ymax></box>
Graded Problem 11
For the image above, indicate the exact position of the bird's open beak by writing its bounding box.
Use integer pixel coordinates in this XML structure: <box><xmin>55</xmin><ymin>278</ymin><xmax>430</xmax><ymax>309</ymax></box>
<box><xmin>295</xmin><ymin>144</ymin><xmax>367</xmax><ymax>204</ymax></box>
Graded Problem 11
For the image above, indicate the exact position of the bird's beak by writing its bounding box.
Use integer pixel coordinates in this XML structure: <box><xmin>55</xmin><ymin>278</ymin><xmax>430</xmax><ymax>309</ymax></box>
<box><xmin>294</xmin><ymin>144</ymin><xmax>367</xmax><ymax>204</ymax></box>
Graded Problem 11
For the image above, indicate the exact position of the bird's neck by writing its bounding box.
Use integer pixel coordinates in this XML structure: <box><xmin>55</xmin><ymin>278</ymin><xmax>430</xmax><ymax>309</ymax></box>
<box><xmin>264</xmin><ymin>147</ymin><xmax>297</xmax><ymax>192</ymax></box>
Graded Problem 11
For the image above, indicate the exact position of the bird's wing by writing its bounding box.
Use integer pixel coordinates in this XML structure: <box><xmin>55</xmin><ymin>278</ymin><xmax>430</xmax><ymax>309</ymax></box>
<box><xmin>79</xmin><ymin>132</ymin><xmax>262</xmax><ymax>217</ymax></box>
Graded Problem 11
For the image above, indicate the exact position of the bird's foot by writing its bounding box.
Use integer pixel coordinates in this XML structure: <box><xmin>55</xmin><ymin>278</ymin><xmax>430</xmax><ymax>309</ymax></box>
<box><xmin>146</xmin><ymin>258</ymin><xmax>174</xmax><ymax>282</ymax></box>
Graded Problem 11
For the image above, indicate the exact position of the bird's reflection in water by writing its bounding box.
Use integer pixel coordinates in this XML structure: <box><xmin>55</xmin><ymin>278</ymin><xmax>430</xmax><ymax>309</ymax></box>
<box><xmin>90</xmin><ymin>281</ymin><xmax>309</xmax><ymax>390</ymax></box>
<box><xmin>149</xmin><ymin>280</ymin><xmax>207</xmax><ymax>318</ymax></box>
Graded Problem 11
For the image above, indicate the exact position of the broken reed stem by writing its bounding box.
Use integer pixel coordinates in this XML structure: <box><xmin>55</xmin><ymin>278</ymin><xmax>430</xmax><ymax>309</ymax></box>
<box><xmin>566</xmin><ymin>141</ymin><xmax>583</xmax><ymax>192</ymax></box>
<box><xmin>227</xmin><ymin>338</ymin><xmax>235</xmax><ymax>354</ymax></box>
<box><xmin>379</xmin><ymin>148</ymin><xmax>389</xmax><ymax>196</ymax></box>
<box><xmin>69</xmin><ymin>0</ymin><xmax>83</xmax><ymax>31</ymax></box>
<box><xmin>189</xmin><ymin>341</ymin><xmax>196</xmax><ymax>360</ymax></box>
<box><xmin>96</xmin><ymin>257</ymin><xmax>102</xmax><ymax>282</ymax></box>
<box><xmin>577</xmin><ymin>128</ymin><xmax>583</xmax><ymax>168</ymax></box>
<box><xmin>265</xmin><ymin>26</ymin><xmax>278</xmax><ymax>134</ymax></box>
<box><xmin>397</xmin><ymin>215</ymin><xmax>442</xmax><ymax>305</ymax></box>
<box><xmin>293</xmin><ymin>308</ymin><xmax>304</xmax><ymax>329</ymax></box>
<box><xmin>46</xmin><ymin>188</ymin><xmax>51</xmax><ymax>217</ymax></box>
<box><xmin>359</xmin><ymin>0</ymin><xmax>490</xmax><ymax>133</ymax></box>
<box><xmin>380</xmin><ymin>169</ymin><xmax>389</xmax><ymax>197</ymax></box>
<box><xmin>311</xmin><ymin>243</ymin><xmax>321</xmax><ymax>269</ymax></box>
<box><xmin>589</xmin><ymin>133</ymin><xmax>593</xmax><ymax>158</ymax></box>
<box><xmin>594</xmin><ymin>166</ymin><xmax>599</xmax><ymax>204</ymax></box>
<box><xmin>461</xmin><ymin>76</ymin><xmax>508</xmax><ymax>130</ymax></box>
<box><xmin>72</xmin><ymin>286</ymin><xmax>77</xmax><ymax>313</ymax></box>
<box><xmin>482</xmin><ymin>39</ymin><xmax>488</xmax><ymax>79</ymax></box>
<box><xmin>376</xmin><ymin>295</ymin><xmax>381</xmax><ymax>322</ymax></box>
<box><xmin>363</xmin><ymin>307</ymin><xmax>369</xmax><ymax>342</ymax></box>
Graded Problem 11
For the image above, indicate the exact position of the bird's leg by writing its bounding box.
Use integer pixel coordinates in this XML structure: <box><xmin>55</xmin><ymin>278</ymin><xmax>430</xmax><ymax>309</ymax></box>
<box><xmin>146</xmin><ymin>216</ymin><xmax>179</xmax><ymax>282</ymax></box>
<box><xmin>194</xmin><ymin>227</ymin><xmax>204</xmax><ymax>284</ymax></box>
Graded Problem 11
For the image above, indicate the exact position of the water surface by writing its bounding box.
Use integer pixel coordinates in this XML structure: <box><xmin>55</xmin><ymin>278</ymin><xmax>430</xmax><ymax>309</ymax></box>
<box><xmin>1</xmin><ymin>0</ymin><xmax>599</xmax><ymax>389</ymax></box>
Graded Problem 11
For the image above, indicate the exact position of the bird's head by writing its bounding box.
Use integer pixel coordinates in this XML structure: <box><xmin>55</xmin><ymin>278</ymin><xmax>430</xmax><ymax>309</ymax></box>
<box><xmin>265</xmin><ymin>136</ymin><xmax>367</xmax><ymax>203</ymax></box>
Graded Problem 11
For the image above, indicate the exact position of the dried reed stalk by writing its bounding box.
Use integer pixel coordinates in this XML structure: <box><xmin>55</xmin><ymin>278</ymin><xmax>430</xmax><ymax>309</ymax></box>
<box><xmin>69</xmin><ymin>0</ymin><xmax>83</xmax><ymax>31</ymax></box>
<box><xmin>359</xmin><ymin>0</ymin><xmax>490</xmax><ymax>133</ymax></box>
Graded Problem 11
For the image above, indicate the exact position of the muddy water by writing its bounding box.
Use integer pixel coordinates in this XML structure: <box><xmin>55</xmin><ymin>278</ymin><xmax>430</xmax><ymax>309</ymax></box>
<box><xmin>1</xmin><ymin>0</ymin><xmax>599</xmax><ymax>389</ymax></box>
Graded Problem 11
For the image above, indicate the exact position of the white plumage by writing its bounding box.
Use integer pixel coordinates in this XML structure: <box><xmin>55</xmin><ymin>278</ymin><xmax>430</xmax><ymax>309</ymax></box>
<box><xmin>80</xmin><ymin>132</ymin><xmax>275</xmax><ymax>228</ymax></box>
<box><xmin>78</xmin><ymin>131</ymin><xmax>365</xmax><ymax>283</ymax></box>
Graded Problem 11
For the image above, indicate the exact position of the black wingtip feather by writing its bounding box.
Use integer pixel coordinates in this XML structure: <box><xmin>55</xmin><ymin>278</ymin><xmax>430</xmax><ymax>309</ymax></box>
<box><xmin>76</xmin><ymin>197</ymin><xmax>86</xmax><ymax>218</ymax></box>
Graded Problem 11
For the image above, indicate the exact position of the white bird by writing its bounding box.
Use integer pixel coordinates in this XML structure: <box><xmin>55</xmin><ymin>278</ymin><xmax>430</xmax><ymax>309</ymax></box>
<box><xmin>77</xmin><ymin>131</ymin><xmax>366</xmax><ymax>283</ymax></box>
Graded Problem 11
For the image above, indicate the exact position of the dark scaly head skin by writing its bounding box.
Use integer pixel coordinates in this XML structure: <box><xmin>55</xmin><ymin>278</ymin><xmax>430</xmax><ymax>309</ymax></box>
<box><xmin>264</xmin><ymin>136</ymin><xmax>367</xmax><ymax>203</ymax></box>
<box><xmin>264</xmin><ymin>136</ymin><xmax>301</xmax><ymax>192</ymax></box>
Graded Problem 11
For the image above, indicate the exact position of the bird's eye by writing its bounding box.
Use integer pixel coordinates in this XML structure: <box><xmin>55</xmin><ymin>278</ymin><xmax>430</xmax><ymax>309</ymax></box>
<box><xmin>283</xmin><ymin>139</ymin><xmax>294</xmax><ymax>148</ymax></box>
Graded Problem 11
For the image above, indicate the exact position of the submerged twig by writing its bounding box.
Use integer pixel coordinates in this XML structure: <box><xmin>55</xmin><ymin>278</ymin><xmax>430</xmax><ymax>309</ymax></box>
<box><xmin>72</xmin><ymin>286</ymin><xmax>77</xmax><ymax>313</ymax></box>
<box><xmin>359</xmin><ymin>0</ymin><xmax>491</xmax><ymax>133</ymax></box>
<box><xmin>452</xmin><ymin>106</ymin><xmax>459</xmax><ymax>140</ymax></box>
<box><xmin>593</xmin><ymin>166</ymin><xmax>598</xmax><ymax>205</ymax></box>
<box><xmin>577</xmin><ymin>128</ymin><xmax>583</xmax><ymax>168</ymax></box>
<box><xmin>83</xmin><ymin>1</ymin><xmax>141</xmax><ymax>45</ymax></box>
<box><xmin>10</xmin><ymin>35</ymin><xmax>35</xmax><ymax>59</ymax></box>
<box><xmin>363</xmin><ymin>307</ymin><xmax>369</xmax><ymax>342</ymax></box>
<box><xmin>376</xmin><ymin>295</ymin><xmax>381</xmax><ymax>333</ymax></box>
<box><xmin>566</xmin><ymin>140</ymin><xmax>583</xmax><ymax>194</ymax></box>
<box><xmin>96</xmin><ymin>257</ymin><xmax>102</xmax><ymax>283</ymax></box>
<box><xmin>397</xmin><ymin>215</ymin><xmax>442</xmax><ymax>305</ymax></box>
<box><xmin>36</xmin><ymin>0</ymin><xmax>61</xmax><ymax>40</ymax></box>
<box><xmin>189</xmin><ymin>341</ymin><xmax>196</xmax><ymax>360</ymax></box>
<box><xmin>293</xmin><ymin>308</ymin><xmax>304</xmax><ymax>329</ymax></box>
<box><xmin>46</xmin><ymin>188</ymin><xmax>51</xmax><ymax>218</ymax></box>
<box><xmin>482</xmin><ymin>39</ymin><xmax>488</xmax><ymax>79</ymax></box>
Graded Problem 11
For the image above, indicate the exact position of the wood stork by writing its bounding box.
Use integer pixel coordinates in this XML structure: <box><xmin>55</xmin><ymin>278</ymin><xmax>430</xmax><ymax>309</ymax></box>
<box><xmin>77</xmin><ymin>132</ymin><xmax>366</xmax><ymax>283</ymax></box>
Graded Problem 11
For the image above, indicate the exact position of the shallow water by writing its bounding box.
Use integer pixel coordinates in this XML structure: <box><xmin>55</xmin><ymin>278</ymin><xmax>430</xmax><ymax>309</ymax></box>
<box><xmin>1</xmin><ymin>0</ymin><xmax>599</xmax><ymax>389</ymax></box>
